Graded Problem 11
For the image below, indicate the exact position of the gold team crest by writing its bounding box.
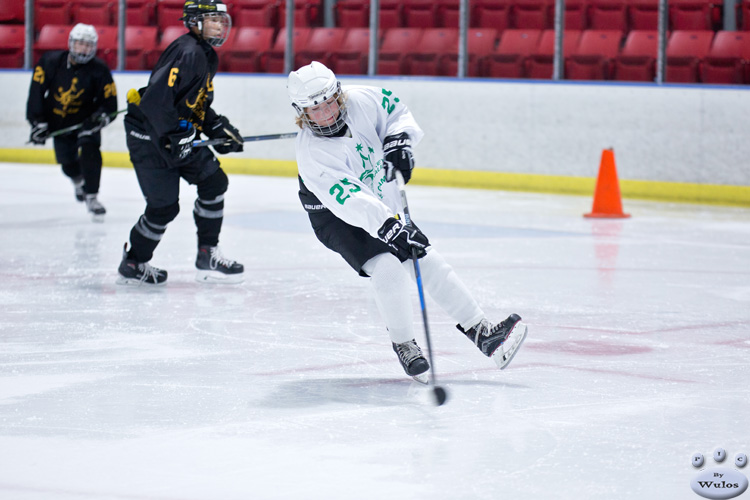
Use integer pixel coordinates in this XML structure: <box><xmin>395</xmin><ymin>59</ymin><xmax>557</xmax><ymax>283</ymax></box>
<box><xmin>53</xmin><ymin>77</ymin><xmax>85</xmax><ymax>118</ymax></box>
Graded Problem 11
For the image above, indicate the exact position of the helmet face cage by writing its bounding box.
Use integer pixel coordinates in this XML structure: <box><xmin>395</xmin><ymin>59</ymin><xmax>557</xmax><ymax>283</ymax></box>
<box><xmin>182</xmin><ymin>0</ymin><xmax>232</xmax><ymax>47</ymax></box>
<box><xmin>68</xmin><ymin>24</ymin><xmax>97</xmax><ymax>64</ymax></box>
<box><xmin>294</xmin><ymin>88</ymin><xmax>348</xmax><ymax>137</ymax></box>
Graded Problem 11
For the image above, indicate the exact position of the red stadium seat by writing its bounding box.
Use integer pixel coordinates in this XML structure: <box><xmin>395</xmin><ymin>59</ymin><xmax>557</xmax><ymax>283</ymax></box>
<box><xmin>588</xmin><ymin>0</ymin><xmax>628</xmax><ymax>30</ymax></box>
<box><xmin>334</xmin><ymin>0</ymin><xmax>402</xmax><ymax>29</ymax></box>
<box><xmin>405</xmin><ymin>27</ymin><xmax>459</xmax><ymax>75</ymax></box>
<box><xmin>472</xmin><ymin>0</ymin><xmax>512</xmax><ymax>31</ymax></box>
<box><xmin>35</xmin><ymin>1</ymin><xmax>72</xmax><ymax>31</ymax></box>
<box><xmin>262</xmin><ymin>27</ymin><xmax>313</xmax><ymax>73</ymax></box>
<box><xmin>0</xmin><ymin>0</ymin><xmax>25</xmax><ymax>23</ymax></box>
<box><xmin>669</xmin><ymin>0</ymin><xmax>716</xmax><ymax>30</ymax></box>
<box><xmin>380</xmin><ymin>0</ymin><xmax>404</xmax><ymax>29</ymax></box>
<box><xmin>629</xmin><ymin>0</ymin><xmax>659</xmax><ymax>29</ymax></box>
<box><xmin>233</xmin><ymin>0</ymin><xmax>278</xmax><ymax>28</ymax></box>
<box><xmin>666</xmin><ymin>30</ymin><xmax>714</xmax><ymax>82</ymax></box>
<box><xmin>439</xmin><ymin>28</ymin><xmax>499</xmax><ymax>76</ymax></box>
<box><xmin>701</xmin><ymin>31</ymin><xmax>750</xmax><ymax>83</ymax></box>
<box><xmin>34</xmin><ymin>24</ymin><xmax>72</xmax><ymax>63</ymax></box>
<box><xmin>335</xmin><ymin>0</ymin><xmax>368</xmax><ymax>28</ymax></box>
<box><xmin>564</xmin><ymin>0</ymin><xmax>589</xmax><ymax>30</ymax></box>
<box><xmin>294</xmin><ymin>27</ymin><xmax>348</xmax><ymax>69</ymax></box>
<box><xmin>279</xmin><ymin>0</ymin><xmax>321</xmax><ymax>27</ymax></box>
<box><xmin>740</xmin><ymin>0</ymin><xmax>750</xmax><ymax>30</ymax></box>
<box><xmin>377</xmin><ymin>28</ymin><xmax>423</xmax><ymax>74</ymax></box>
<box><xmin>513</xmin><ymin>0</ymin><xmax>551</xmax><ymax>29</ymax></box>
<box><xmin>124</xmin><ymin>0</ymin><xmax>156</xmax><ymax>26</ymax></box>
<box><xmin>0</xmin><ymin>25</ymin><xmax>25</xmax><ymax>68</ymax></box>
<box><xmin>330</xmin><ymin>27</ymin><xmax>375</xmax><ymax>74</ymax></box>
<box><xmin>71</xmin><ymin>1</ymin><xmax>116</xmax><ymax>26</ymax></box>
<box><xmin>124</xmin><ymin>25</ymin><xmax>158</xmax><ymax>70</ymax></box>
<box><xmin>485</xmin><ymin>28</ymin><xmax>541</xmax><ymax>78</ymax></box>
<box><xmin>144</xmin><ymin>25</ymin><xmax>185</xmax><ymax>68</ymax></box>
<box><xmin>156</xmin><ymin>0</ymin><xmax>185</xmax><ymax>32</ymax></box>
<box><xmin>94</xmin><ymin>25</ymin><xmax>118</xmax><ymax>69</ymax></box>
<box><xmin>437</xmin><ymin>0</ymin><xmax>461</xmax><ymax>27</ymax></box>
<box><xmin>222</xmin><ymin>27</ymin><xmax>274</xmax><ymax>72</ymax></box>
<box><xmin>525</xmin><ymin>29</ymin><xmax>581</xmax><ymax>78</ymax></box>
<box><xmin>565</xmin><ymin>29</ymin><xmax>623</xmax><ymax>80</ymax></box>
<box><xmin>613</xmin><ymin>30</ymin><xmax>662</xmax><ymax>81</ymax></box>
<box><xmin>403</xmin><ymin>0</ymin><xmax>438</xmax><ymax>28</ymax></box>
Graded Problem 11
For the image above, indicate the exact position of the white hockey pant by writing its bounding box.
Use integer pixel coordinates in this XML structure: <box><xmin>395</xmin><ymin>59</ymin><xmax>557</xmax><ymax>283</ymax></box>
<box><xmin>362</xmin><ymin>249</ymin><xmax>485</xmax><ymax>344</ymax></box>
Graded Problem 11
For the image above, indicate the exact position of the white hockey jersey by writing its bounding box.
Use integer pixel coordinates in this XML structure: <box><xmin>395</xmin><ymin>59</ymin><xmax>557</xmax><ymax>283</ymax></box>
<box><xmin>295</xmin><ymin>84</ymin><xmax>424</xmax><ymax>239</ymax></box>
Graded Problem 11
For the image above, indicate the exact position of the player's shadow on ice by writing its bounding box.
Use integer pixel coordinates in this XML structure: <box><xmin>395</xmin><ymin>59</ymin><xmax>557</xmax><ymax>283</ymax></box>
<box><xmin>257</xmin><ymin>377</ymin><xmax>528</xmax><ymax>408</ymax></box>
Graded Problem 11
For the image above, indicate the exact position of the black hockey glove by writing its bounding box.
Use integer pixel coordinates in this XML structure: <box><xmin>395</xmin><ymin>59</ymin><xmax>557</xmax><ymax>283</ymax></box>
<box><xmin>377</xmin><ymin>215</ymin><xmax>429</xmax><ymax>261</ymax></box>
<box><xmin>206</xmin><ymin>115</ymin><xmax>244</xmax><ymax>154</ymax></box>
<box><xmin>79</xmin><ymin>111</ymin><xmax>112</xmax><ymax>137</ymax></box>
<box><xmin>383</xmin><ymin>132</ymin><xmax>414</xmax><ymax>183</ymax></box>
<box><xmin>29</xmin><ymin>121</ymin><xmax>49</xmax><ymax>145</ymax></box>
<box><xmin>163</xmin><ymin>120</ymin><xmax>196</xmax><ymax>165</ymax></box>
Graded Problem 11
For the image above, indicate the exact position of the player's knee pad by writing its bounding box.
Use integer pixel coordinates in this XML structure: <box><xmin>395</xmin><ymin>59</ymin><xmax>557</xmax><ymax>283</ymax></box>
<box><xmin>61</xmin><ymin>161</ymin><xmax>80</xmax><ymax>179</ymax></box>
<box><xmin>145</xmin><ymin>202</ymin><xmax>180</xmax><ymax>227</ymax></box>
<box><xmin>197</xmin><ymin>168</ymin><xmax>228</xmax><ymax>201</ymax></box>
<box><xmin>79</xmin><ymin>142</ymin><xmax>102</xmax><ymax>167</ymax></box>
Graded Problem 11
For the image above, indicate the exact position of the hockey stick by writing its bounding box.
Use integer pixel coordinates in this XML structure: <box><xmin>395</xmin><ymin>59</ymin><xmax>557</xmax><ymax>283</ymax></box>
<box><xmin>394</xmin><ymin>169</ymin><xmax>448</xmax><ymax>406</ymax></box>
<box><xmin>192</xmin><ymin>132</ymin><xmax>298</xmax><ymax>148</ymax></box>
<box><xmin>43</xmin><ymin>109</ymin><xmax>128</xmax><ymax>139</ymax></box>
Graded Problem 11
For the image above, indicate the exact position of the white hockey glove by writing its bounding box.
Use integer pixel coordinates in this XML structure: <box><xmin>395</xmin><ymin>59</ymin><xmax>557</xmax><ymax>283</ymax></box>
<box><xmin>377</xmin><ymin>215</ymin><xmax>429</xmax><ymax>261</ymax></box>
<box><xmin>383</xmin><ymin>132</ymin><xmax>414</xmax><ymax>183</ymax></box>
<box><xmin>30</xmin><ymin>121</ymin><xmax>49</xmax><ymax>145</ymax></box>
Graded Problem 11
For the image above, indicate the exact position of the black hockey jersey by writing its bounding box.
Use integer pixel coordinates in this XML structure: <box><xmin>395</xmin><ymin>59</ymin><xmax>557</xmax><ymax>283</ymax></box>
<box><xmin>133</xmin><ymin>31</ymin><xmax>221</xmax><ymax>141</ymax></box>
<box><xmin>26</xmin><ymin>50</ymin><xmax>117</xmax><ymax>131</ymax></box>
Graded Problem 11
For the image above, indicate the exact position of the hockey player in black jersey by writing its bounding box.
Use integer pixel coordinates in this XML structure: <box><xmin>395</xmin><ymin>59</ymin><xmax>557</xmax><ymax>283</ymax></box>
<box><xmin>117</xmin><ymin>0</ymin><xmax>245</xmax><ymax>286</ymax></box>
<box><xmin>26</xmin><ymin>23</ymin><xmax>117</xmax><ymax>221</ymax></box>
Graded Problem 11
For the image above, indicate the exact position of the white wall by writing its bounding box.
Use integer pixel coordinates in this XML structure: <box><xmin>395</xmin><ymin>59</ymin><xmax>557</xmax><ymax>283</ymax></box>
<box><xmin>2</xmin><ymin>70</ymin><xmax>748</xmax><ymax>186</ymax></box>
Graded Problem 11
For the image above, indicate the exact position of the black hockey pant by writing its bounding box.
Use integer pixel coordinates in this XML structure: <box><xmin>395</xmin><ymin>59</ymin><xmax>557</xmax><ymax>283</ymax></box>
<box><xmin>54</xmin><ymin>131</ymin><xmax>102</xmax><ymax>195</ymax></box>
<box><xmin>124</xmin><ymin>125</ymin><xmax>228</xmax><ymax>263</ymax></box>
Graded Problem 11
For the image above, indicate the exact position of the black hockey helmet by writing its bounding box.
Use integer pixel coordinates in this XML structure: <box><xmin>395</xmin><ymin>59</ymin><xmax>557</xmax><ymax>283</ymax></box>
<box><xmin>181</xmin><ymin>0</ymin><xmax>232</xmax><ymax>47</ymax></box>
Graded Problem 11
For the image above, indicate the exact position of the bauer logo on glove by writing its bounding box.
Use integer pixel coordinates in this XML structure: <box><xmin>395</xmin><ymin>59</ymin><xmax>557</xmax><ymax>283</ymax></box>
<box><xmin>382</xmin><ymin>132</ymin><xmax>414</xmax><ymax>183</ymax></box>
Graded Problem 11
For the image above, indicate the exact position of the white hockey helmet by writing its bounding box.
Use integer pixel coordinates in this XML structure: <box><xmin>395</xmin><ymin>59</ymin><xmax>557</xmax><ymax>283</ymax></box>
<box><xmin>68</xmin><ymin>23</ymin><xmax>98</xmax><ymax>64</ymax></box>
<box><xmin>287</xmin><ymin>61</ymin><xmax>348</xmax><ymax>137</ymax></box>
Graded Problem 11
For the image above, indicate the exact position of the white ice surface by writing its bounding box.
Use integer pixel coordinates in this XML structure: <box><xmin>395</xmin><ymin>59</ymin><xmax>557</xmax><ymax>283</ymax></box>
<box><xmin>0</xmin><ymin>163</ymin><xmax>749</xmax><ymax>500</ymax></box>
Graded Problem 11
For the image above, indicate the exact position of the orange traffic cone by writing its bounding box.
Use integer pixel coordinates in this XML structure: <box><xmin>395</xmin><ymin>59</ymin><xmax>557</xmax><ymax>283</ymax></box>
<box><xmin>584</xmin><ymin>148</ymin><xmax>630</xmax><ymax>218</ymax></box>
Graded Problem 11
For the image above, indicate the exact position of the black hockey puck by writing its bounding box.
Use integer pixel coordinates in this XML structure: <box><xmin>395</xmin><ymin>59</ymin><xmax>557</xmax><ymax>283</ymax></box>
<box><xmin>433</xmin><ymin>386</ymin><xmax>448</xmax><ymax>406</ymax></box>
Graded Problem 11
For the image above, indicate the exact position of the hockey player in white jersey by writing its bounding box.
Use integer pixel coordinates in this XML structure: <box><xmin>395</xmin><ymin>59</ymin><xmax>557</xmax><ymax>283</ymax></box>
<box><xmin>287</xmin><ymin>61</ymin><xmax>528</xmax><ymax>381</ymax></box>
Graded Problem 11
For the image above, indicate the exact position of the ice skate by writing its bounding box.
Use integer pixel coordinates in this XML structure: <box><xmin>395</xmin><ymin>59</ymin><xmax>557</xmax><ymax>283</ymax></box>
<box><xmin>392</xmin><ymin>339</ymin><xmax>430</xmax><ymax>383</ymax></box>
<box><xmin>72</xmin><ymin>176</ymin><xmax>85</xmax><ymax>202</ymax></box>
<box><xmin>85</xmin><ymin>194</ymin><xmax>106</xmax><ymax>222</ymax></box>
<box><xmin>116</xmin><ymin>244</ymin><xmax>167</xmax><ymax>286</ymax></box>
<box><xmin>458</xmin><ymin>314</ymin><xmax>528</xmax><ymax>369</ymax></box>
<box><xmin>195</xmin><ymin>245</ymin><xmax>244</xmax><ymax>284</ymax></box>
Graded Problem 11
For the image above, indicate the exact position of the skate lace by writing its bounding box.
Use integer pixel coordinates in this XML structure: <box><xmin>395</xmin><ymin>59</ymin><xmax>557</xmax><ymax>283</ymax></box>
<box><xmin>209</xmin><ymin>246</ymin><xmax>236</xmax><ymax>270</ymax></box>
<box><xmin>470</xmin><ymin>319</ymin><xmax>492</xmax><ymax>346</ymax></box>
<box><xmin>137</xmin><ymin>263</ymin><xmax>162</xmax><ymax>284</ymax></box>
<box><xmin>395</xmin><ymin>341</ymin><xmax>423</xmax><ymax>365</ymax></box>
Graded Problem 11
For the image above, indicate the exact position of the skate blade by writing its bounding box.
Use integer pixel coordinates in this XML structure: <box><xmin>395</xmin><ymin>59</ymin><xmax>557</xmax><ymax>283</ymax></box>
<box><xmin>115</xmin><ymin>276</ymin><xmax>167</xmax><ymax>287</ymax></box>
<box><xmin>90</xmin><ymin>213</ymin><xmax>105</xmax><ymax>223</ymax></box>
<box><xmin>411</xmin><ymin>373</ymin><xmax>429</xmax><ymax>385</ymax></box>
<box><xmin>493</xmin><ymin>323</ymin><xmax>528</xmax><ymax>370</ymax></box>
<box><xmin>195</xmin><ymin>271</ymin><xmax>245</xmax><ymax>284</ymax></box>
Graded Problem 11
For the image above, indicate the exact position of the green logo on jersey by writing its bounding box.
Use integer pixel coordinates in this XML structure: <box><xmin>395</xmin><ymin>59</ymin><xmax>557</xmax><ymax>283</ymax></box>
<box><xmin>381</xmin><ymin>88</ymin><xmax>399</xmax><ymax>114</ymax></box>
